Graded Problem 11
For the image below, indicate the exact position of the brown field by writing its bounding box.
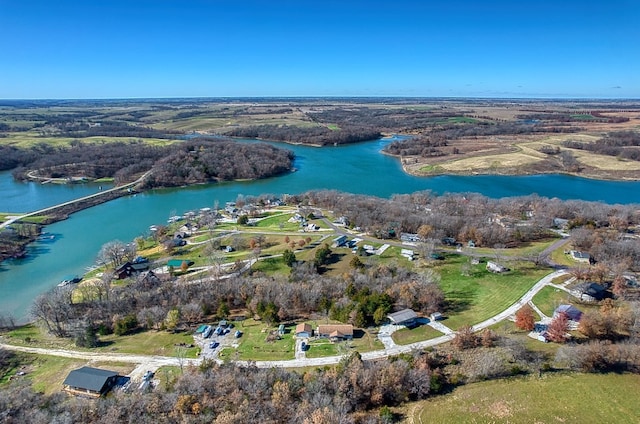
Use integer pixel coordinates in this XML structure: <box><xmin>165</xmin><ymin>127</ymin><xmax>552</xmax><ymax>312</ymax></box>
<box><xmin>403</xmin><ymin>110</ymin><xmax>640</xmax><ymax>180</ymax></box>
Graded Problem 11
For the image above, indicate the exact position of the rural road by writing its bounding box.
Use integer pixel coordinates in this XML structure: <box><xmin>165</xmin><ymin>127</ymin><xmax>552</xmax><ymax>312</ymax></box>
<box><xmin>0</xmin><ymin>269</ymin><xmax>568</xmax><ymax>378</ymax></box>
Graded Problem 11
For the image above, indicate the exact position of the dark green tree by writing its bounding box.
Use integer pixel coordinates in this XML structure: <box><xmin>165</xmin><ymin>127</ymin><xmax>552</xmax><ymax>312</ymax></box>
<box><xmin>282</xmin><ymin>249</ymin><xmax>296</xmax><ymax>267</ymax></box>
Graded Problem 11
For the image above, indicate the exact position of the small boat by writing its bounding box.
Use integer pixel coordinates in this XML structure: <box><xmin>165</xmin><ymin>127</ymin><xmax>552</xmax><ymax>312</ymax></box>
<box><xmin>57</xmin><ymin>275</ymin><xmax>82</xmax><ymax>287</ymax></box>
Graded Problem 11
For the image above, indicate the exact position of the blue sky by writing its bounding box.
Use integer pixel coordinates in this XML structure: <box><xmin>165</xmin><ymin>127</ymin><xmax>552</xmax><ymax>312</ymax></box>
<box><xmin>0</xmin><ymin>0</ymin><xmax>638</xmax><ymax>99</ymax></box>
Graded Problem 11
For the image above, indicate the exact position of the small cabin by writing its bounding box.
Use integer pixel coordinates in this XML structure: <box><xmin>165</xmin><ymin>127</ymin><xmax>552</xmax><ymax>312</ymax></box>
<box><xmin>63</xmin><ymin>367</ymin><xmax>120</xmax><ymax>398</ymax></box>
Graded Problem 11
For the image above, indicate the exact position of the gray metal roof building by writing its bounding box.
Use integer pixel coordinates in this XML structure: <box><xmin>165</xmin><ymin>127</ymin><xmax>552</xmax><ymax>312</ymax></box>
<box><xmin>63</xmin><ymin>366</ymin><xmax>119</xmax><ymax>397</ymax></box>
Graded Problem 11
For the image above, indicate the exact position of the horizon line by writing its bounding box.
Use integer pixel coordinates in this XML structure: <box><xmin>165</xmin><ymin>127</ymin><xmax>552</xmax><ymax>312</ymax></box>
<box><xmin>1</xmin><ymin>95</ymin><xmax>639</xmax><ymax>102</ymax></box>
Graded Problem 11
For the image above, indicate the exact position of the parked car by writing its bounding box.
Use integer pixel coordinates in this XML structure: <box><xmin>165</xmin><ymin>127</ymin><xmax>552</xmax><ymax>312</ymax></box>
<box><xmin>209</xmin><ymin>341</ymin><xmax>219</xmax><ymax>349</ymax></box>
<box><xmin>234</xmin><ymin>330</ymin><xmax>242</xmax><ymax>338</ymax></box>
<box><xmin>202</xmin><ymin>326</ymin><xmax>213</xmax><ymax>338</ymax></box>
<box><xmin>143</xmin><ymin>371</ymin><xmax>154</xmax><ymax>381</ymax></box>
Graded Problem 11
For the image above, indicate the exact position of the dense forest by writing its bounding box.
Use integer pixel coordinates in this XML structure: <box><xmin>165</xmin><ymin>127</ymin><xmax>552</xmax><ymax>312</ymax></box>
<box><xmin>0</xmin><ymin>349</ymin><xmax>444</xmax><ymax>423</ymax></box>
<box><xmin>227</xmin><ymin>124</ymin><xmax>381</xmax><ymax>146</ymax></box>
<box><xmin>563</xmin><ymin>131</ymin><xmax>640</xmax><ymax>161</ymax></box>
<box><xmin>6</xmin><ymin>139</ymin><xmax>294</xmax><ymax>188</ymax></box>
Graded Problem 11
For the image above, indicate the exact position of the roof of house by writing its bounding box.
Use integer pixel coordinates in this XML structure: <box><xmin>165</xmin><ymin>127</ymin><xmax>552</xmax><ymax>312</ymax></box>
<box><xmin>63</xmin><ymin>367</ymin><xmax>118</xmax><ymax>392</ymax></box>
<box><xmin>295</xmin><ymin>323</ymin><xmax>312</xmax><ymax>334</ymax></box>
<box><xmin>317</xmin><ymin>324</ymin><xmax>353</xmax><ymax>337</ymax></box>
<box><xmin>555</xmin><ymin>304</ymin><xmax>583</xmax><ymax>321</ymax></box>
<box><xmin>387</xmin><ymin>308</ymin><xmax>418</xmax><ymax>324</ymax></box>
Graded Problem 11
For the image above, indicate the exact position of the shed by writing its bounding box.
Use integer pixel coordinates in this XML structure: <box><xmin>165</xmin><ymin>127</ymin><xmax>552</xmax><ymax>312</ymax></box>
<box><xmin>430</xmin><ymin>312</ymin><xmax>443</xmax><ymax>321</ymax></box>
<box><xmin>387</xmin><ymin>308</ymin><xmax>418</xmax><ymax>326</ymax></box>
<box><xmin>62</xmin><ymin>367</ymin><xmax>120</xmax><ymax>397</ymax></box>
<box><xmin>486</xmin><ymin>261</ymin><xmax>509</xmax><ymax>273</ymax></box>
<box><xmin>295</xmin><ymin>323</ymin><xmax>313</xmax><ymax>338</ymax></box>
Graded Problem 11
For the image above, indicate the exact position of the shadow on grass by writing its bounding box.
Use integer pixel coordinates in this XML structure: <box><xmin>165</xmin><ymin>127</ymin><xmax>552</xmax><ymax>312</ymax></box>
<box><xmin>444</xmin><ymin>294</ymin><xmax>473</xmax><ymax>314</ymax></box>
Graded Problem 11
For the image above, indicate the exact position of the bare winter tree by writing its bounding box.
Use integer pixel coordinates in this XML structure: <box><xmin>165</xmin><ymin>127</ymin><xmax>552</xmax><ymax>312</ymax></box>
<box><xmin>97</xmin><ymin>240</ymin><xmax>136</xmax><ymax>268</ymax></box>
<box><xmin>30</xmin><ymin>287</ymin><xmax>74</xmax><ymax>337</ymax></box>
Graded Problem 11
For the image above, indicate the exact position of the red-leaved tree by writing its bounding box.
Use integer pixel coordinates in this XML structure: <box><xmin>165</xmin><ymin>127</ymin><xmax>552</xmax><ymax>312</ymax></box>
<box><xmin>515</xmin><ymin>304</ymin><xmax>536</xmax><ymax>331</ymax></box>
<box><xmin>547</xmin><ymin>312</ymin><xmax>569</xmax><ymax>343</ymax></box>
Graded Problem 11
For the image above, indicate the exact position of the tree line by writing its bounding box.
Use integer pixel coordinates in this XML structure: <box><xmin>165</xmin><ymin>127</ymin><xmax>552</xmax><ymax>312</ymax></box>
<box><xmin>563</xmin><ymin>131</ymin><xmax>640</xmax><ymax>161</ymax></box>
<box><xmin>6</xmin><ymin>139</ymin><xmax>294</xmax><ymax>188</ymax></box>
<box><xmin>227</xmin><ymin>124</ymin><xmax>381</xmax><ymax>146</ymax></box>
<box><xmin>30</xmin><ymin>259</ymin><xmax>443</xmax><ymax>341</ymax></box>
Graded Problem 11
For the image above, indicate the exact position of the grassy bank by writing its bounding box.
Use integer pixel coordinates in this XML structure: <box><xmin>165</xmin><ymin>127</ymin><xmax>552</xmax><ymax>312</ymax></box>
<box><xmin>409</xmin><ymin>372</ymin><xmax>640</xmax><ymax>423</ymax></box>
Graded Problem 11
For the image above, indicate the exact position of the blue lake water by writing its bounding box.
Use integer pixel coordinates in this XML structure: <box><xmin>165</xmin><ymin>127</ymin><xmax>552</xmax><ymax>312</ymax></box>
<box><xmin>1</xmin><ymin>136</ymin><xmax>639</xmax><ymax>322</ymax></box>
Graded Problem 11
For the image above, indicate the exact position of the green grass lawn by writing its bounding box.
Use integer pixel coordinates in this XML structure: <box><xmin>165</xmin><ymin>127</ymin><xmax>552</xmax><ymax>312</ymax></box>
<box><xmin>391</xmin><ymin>325</ymin><xmax>444</xmax><ymax>345</ymax></box>
<box><xmin>251</xmin><ymin>257</ymin><xmax>290</xmax><ymax>276</ymax></box>
<box><xmin>3</xmin><ymin>353</ymin><xmax>135</xmax><ymax>395</ymax></box>
<box><xmin>531</xmin><ymin>286</ymin><xmax>575</xmax><ymax>317</ymax></box>
<box><xmin>434</xmin><ymin>257</ymin><xmax>550</xmax><ymax>330</ymax></box>
<box><xmin>253</xmin><ymin>213</ymin><xmax>300</xmax><ymax>231</ymax></box>
<box><xmin>410</xmin><ymin>372</ymin><xmax>640</xmax><ymax>423</ymax></box>
<box><xmin>218</xmin><ymin>319</ymin><xmax>295</xmax><ymax>361</ymax></box>
<box><xmin>305</xmin><ymin>339</ymin><xmax>338</xmax><ymax>358</ymax></box>
<box><xmin>3</xmin><ymin>325</ymin><xmax>199</xmax><ymax>358</ymax></box>
<box><xmin>550</xmin><ymin>246</ymin><xmax>576</xmax><ymax>267</ymax></box>
<box><xmin>303</xmin><ymin>331</ymin><xmax>382</xmax><ymax>358</ymax></box>
<box><xmin>96</xmin><ymin>330</ymin><xmax>200</xmax><ymax>358</ymax></box>
<box><xmin>350</xmin><ymin>329</ymin><xmax>385</xmax><ymax>352</ymax></box>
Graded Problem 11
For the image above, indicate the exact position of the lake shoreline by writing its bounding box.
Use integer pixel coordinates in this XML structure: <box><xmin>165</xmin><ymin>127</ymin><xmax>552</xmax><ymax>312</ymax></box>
<box><xmin>380</xmin><ymin>149</ymin><xmax>640</xmax><ymax>182</ymax></box>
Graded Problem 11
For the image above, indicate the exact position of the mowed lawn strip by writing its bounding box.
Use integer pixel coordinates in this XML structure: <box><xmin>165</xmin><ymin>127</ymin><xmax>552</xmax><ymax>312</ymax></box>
<box><xmin>218</xmin><ymin>319</ymin><xmax>295</xmax><ymax>361</ymax></box>
<box><xmin>95</xmin><ymin>330</ymin><xmax>200</xmax><ymax>358</ymax></box>
<box><xmin>434</xmin><ymin>257</ymin><xmax>549</xmax><ymax>330</ymax></box>
<box><xmin>412</xmin><ymin>373</ymin><xmax>640</xmax><ymax>423</ymax></box>
<box><xmin>392</xmin><ymin>324</ymin><xmax>444</xmax><ymax>345</ymax></box>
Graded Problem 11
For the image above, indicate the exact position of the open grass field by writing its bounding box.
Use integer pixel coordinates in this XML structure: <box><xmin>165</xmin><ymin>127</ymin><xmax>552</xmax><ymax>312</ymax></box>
<box><xmin>95</xmin><ymin>330</ymin><xmax>200</xmax><ymax>358</ymax></box>
<box><xmin>251</xmin><ymin>256</ymin><xmax>290</xmax><ymax>276</ymax></box>
<box><xmin>3</xmin><ymin>353</ymin><xmax>136</xmax><ymax>395</ymax></box>
<box><xmin>0</xmin><ymin>132</ymin><xmax>179</xmax><ymax>148</ymax></box>
<box><xmin>408</xmin><ymin>372</ymin><xmax>640</xmax><ymax>424</ymax></box>
<box><xmin>3</xmin><ymin>325</ymin><xmax>199</xmax><ymax>358</ymax></box>
<box><xmin>305</xmin><ymin>339</ymin><xmax>339</xmax><ymax>358</ymax></box>
<box><xmin>435</xmin><ymin>151</ymin><xmax>546</xmax><ymax>173</ymax></box>
<box><xmin>433</xmin><ymin>257</ymin><xmax>550</xmax><ymax>330</ymax></box>
<box><xmin>218</xmin><ymin>319</ymin><xmax>296</xmax><ymax>361</ymax></box>
<box><xmin>468</xmin><ymin>238</ymin><xmax>559</xmax><ymax>258</ymax></box>
<box><xmin>392</xmin><ymin>324</ymin><xmax>444</xmax><ymax>345</ymax></box>
<box><xmin>550</xmin><ymin>245</ymin><xmax>577</xmax><ymax>267</ymax></box>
